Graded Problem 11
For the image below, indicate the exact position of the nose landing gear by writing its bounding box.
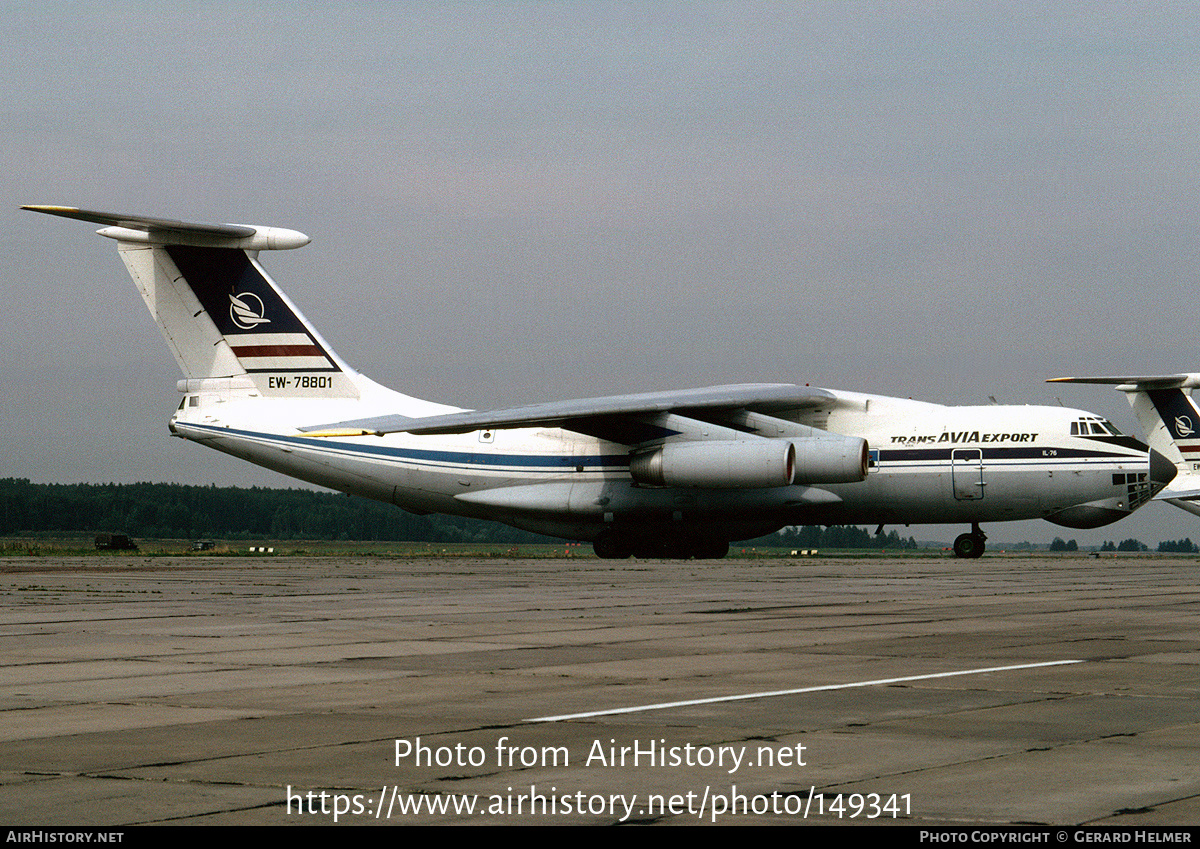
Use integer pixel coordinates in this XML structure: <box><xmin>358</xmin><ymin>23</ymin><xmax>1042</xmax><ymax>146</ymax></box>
<box><xmin>953</xmin><ymin>523</ymin><xmax>987</xmax><ymax>559</ymax></box>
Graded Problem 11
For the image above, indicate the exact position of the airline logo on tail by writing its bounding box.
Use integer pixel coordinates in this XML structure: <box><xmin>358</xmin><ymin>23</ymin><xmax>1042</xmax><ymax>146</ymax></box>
<box><xmin>1147</xmin><ymin>389</ymin><xmax>1200</xmax><ymax>455</ymax></box>
<box><xmin>222</xmin><ymin>290</ymin><xmax>334</xmax><ymax>371</ymax></box>
<box><xmin>164</xmin><ymin>245</ymin><xmax>341</xmax><ymax>374</ymax></box>
<box><xmin>230</xmin><ymin>292</ymin><xmax>271</xmax><ymax>329</ymax></box>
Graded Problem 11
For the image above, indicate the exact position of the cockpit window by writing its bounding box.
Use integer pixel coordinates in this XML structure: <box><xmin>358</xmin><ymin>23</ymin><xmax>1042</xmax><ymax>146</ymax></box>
<box><xmin>1072</xmin><ymin>417</ymin><xmax>1123</xmax><ymax>436</ymax></box>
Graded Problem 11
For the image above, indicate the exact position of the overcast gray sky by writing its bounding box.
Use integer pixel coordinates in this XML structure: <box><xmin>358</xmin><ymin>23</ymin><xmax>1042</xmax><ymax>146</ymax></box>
<box><xmin>5</xmin><ymin>2</ymin><xmax>1200</xmax><ymax>546</ymax></box>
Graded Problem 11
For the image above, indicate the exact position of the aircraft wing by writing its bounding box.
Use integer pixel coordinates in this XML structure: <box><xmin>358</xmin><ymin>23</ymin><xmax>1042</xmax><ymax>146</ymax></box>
<box><xmin>301</xmin><ymin>383</ymin><xmax>834</xmax><ymax>439</ymax></box>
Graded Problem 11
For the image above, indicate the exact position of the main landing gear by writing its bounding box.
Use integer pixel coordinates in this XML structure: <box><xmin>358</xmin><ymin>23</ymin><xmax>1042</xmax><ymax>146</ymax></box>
<box><xmin>953</xmin><ymin>523</ymin><xmax>987</xmax><ymax>559</ymax></box>
<box><xmin>592</xmin><ymin>528</ymin><xmax>731</xmax><ymax>560</ymax></box>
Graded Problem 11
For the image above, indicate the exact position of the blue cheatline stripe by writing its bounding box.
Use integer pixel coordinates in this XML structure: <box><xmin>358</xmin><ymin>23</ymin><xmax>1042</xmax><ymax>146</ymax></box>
<box><xmin>882</xmin><ymin>445</ymin><xmax>1140</xmax><ymax>462</ymax></box>
<box><xmin>181</xmin><ymin>422</ymin><xmax>632</xmax><ymax>470</ymax></box>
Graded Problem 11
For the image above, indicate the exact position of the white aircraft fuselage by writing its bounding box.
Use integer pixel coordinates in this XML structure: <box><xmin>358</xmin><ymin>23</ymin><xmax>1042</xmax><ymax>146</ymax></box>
<box><xmin>27</xmin><ymin>205</ymin><xmax>1174</xmax><ymax>558</ymax></box>
<box><xmin>169</xmin><ymin>386</ymin><xmax>1160</xmax><ymax>541</ymax></box>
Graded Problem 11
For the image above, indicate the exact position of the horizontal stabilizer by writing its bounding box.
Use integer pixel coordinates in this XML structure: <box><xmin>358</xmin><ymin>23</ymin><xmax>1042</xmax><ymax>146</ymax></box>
<box><xmin>1157</xmin><ymin>490</ymin><xmax>1200</xmax><ymax>502</ymax></box>
<box><xmin>1154</xmin><ymin>473</ymin><xmax>1200</xmax><ymax>502</ymax></box>
<box><xmin>22</xmin><ymin>205</ymin><xmax>310</xmax><ymax>251</ymax></box>
<box><xmin>302</xmin><ymin>384</ymin><xmax>835</xmax><ymax>437</ymax></box>
<box><xmin>1048</xmin><ymin>374</ymin><xmax>1200</xmax><ymax>389</ymax></box>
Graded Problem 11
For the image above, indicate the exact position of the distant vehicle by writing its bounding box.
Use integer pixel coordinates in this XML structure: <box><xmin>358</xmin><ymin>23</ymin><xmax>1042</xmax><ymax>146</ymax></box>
<box><xmin>95</xmin><ymin>533</ymin><xmax>137</xmax><ymax>551</ymax></box>
<box><xmin>191</xmin><ymin>540</ymin><xmax>215</xmax><ymax>551</ymax></box>
<box><xmin>29</xmin><ymin>205</ymin><xmax>1175</xmax><ymax>559</ymax></box>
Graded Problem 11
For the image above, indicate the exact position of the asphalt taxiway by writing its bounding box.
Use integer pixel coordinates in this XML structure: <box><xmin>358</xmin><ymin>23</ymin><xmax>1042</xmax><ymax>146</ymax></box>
<box><xmin>1</xmin><ymin>553</ymin><xmax>1197</xmax><ymax>825</ymax></box>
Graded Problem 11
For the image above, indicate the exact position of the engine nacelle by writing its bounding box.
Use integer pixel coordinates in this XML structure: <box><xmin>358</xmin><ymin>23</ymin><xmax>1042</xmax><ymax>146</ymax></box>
<box><xmin>628</xmin><ymin>436</ymin><xmax>870</xmax><ymax>489</ymax></box>
<box><xmin>629</xmin><ymin>440</ymin><xmax>796</xmax><ymax>489</ymax></box>
<box><xmin>789</xmin><ymin>435</ymin><xmax>869</xmax><ymax>484</ymax></box>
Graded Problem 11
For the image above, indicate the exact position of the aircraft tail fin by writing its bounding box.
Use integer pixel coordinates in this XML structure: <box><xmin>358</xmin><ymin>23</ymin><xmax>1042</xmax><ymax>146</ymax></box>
<box><xmin>23</xmin><ymin>206</ymin><xmax>359</xmax><ymax>399</ymax></box>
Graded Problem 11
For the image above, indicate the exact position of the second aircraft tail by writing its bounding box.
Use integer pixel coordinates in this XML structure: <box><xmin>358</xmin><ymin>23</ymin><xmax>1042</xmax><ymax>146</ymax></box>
<box><xmin>1049</xmin><ymin>373</ymin><xmax>1200</xmax><ymax>514</ymax></box>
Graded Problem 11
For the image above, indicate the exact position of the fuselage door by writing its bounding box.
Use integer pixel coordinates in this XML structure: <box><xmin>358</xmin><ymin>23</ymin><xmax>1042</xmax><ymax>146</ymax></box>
<box><xmin>951</xmin><ymin>448</ymin><xmax>985</xmax><ymax>500</ymax></box>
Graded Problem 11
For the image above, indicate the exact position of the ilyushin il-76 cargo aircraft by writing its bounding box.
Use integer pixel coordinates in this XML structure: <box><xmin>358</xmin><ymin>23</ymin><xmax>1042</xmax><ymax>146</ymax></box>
<box><xmin>26</xmin><ymin>206</ymin><xmax>1176</xmax><ymax>559</ymax></box>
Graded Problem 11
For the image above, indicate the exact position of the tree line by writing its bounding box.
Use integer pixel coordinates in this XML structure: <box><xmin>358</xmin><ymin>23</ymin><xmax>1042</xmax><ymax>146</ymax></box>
<box><xmin>0</xmin><ymin>478</ymin><xmax>546</xmax><ymax>543</ymax></box>
<box><xmin>1052</xmin><ymin>537</ymin><xmax>1198</xmax><ymax>553</ymax></box>
<box><xmin>1</xmin><ymin>478</ymin><xmax>920</xmax><ymax>548</ymax></box>
<box><xmin>767</xmin><ymin>524</ymin><xmax>920</xmax><ymax>550</ymax></box>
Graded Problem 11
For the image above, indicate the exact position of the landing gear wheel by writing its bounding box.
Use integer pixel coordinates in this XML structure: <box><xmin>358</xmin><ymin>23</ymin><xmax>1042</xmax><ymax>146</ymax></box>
<box><xmin>953</xmin><ymin>532</ymin><xmax>986</xmax><ymax>559</ymax></box>
<box><xmin>693</xmin><ymin>539</ymin><xmax>730</xmax><ymax>560</ymax></box>
<box><xmin>661</xmin><ymin>535</ymin><xmax>693</xmax><ymax>559</ymax></box>
<box><xmin>661</xmin><ymin>535</ymin><xmax>731</xmax><ymax>559</ymax></box>
<box><xmin>593</xmin><ymin>531</ymin><xmax>633</xmax><ymax>560</ymax></box>
<box><xmin>595</xmin><ymin>529</ymin><xmax>731</xmax><ymax>560</ymax></box>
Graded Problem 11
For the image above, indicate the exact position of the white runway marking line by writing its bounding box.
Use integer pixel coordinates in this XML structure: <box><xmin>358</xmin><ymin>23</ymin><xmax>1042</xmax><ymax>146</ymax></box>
<box><xmin>526</xmin><ymin>659</ymin><xmax>1084</xmax><ymax>723</ymax></box>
